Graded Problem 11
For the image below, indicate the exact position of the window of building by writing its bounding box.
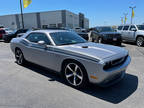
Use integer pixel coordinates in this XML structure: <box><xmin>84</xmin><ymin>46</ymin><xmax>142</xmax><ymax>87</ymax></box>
<box><xmin>42</xmin><ymin>25</ymin><xmax>49</xmax><ymax>29</ymax></box>
<box><xmin>49</xmin><ymin>24</ymin><xmax>57</xmax><ymax>28</ymax></box>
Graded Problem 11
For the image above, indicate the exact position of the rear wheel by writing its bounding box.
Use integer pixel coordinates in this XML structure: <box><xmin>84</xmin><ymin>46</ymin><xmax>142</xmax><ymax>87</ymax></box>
<box><xmin>136</xmin><ymin>37</ymin><xmax>144</xmax><ymax>47</ymax></box>
<box><xmin>15</xmin><ymin>49</ymin><xmax>26</xmax><ymax>65</ymax></box>
<box><xmin>62</xmin><ymin>62</ymin><xmax>88</xmax><ymax>88</ymax></box>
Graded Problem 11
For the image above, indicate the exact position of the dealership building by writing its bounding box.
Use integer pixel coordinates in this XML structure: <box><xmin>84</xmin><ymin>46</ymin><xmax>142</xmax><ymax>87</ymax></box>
<box><xmin>0</xmin><ymin>10</ymin><xmax>89</xmax><ymax>30</ymax></box>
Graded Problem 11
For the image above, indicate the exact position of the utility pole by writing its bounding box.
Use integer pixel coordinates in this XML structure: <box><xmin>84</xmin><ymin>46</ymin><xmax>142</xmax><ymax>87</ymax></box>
<box><xmin>129</xmin><ymin>6</ymin><xmax>136</xmax><ymax>24</ymax></box>
<box><xmin>124</xmin><ymin>13</ymin><xmax>128</xmax><ymax>25</ymax></box>
<box><xmin>20</xmin><ymin>0</ymin><xmax>25</xmax><ymax>29</ymax></box>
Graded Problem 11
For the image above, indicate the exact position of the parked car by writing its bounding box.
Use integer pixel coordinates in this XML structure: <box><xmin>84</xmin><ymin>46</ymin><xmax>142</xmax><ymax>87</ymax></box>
<box><xmin>2</xmin><ymin>28</ymin><xmax>13</xmax><ymax>34</ymax></box>
<box><xmin>3</xmin><ymin>29</ymin><xmax>28</xmax><ymax>43</ymax></box>
<box><xmin>117</xmin><ymin>24</ymin><xmax>144</xmax><ymax>47</ymax></box>
<box><xmin>77</xmin><ymin>32</ymin><xmax>89</xmax><ymax>41</ymax></box>
<box><xmin>10</xmin><ymin>30</ymin><xmax>131</xmax><ymax>88</ymax></box>
<box><xmin>90</xmin><ymin>26</ymin><xmax>122</xmax><ymax>46</ymax></box>
<box><xmin>0</xmin><ymin>29</ymin><xmax>6</xmax><ymax>40</ymax></box>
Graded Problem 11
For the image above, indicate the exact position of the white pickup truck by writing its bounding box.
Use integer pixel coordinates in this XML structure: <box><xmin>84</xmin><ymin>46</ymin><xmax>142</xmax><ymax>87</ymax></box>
<box><xmin>117</xmin><ymin>24</ymin><xmax>144</xmax><ymax>47</ymax></box>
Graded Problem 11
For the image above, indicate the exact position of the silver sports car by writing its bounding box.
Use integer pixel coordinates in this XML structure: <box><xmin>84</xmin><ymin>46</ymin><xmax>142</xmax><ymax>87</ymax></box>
<box><xmin>10</xmin><ymin>30</ymin><xmax>131</xmax><ymax>88</ymax></box>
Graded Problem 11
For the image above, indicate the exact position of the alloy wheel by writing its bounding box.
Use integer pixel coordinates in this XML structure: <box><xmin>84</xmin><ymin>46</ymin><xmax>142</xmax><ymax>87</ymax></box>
<box><xmin>65</xmin><ymin>63</ymin><xmax>83</xmax><ymax>86</ymax></box>
<box><xmin>137</xmin><ymin>37</ymin><xmax>144</xmax><ymax>47</ymax></box>
<box><xmin>15</xmin><ymin>49</ymin><xmax>24</xmax><ymax>65</ymax></box>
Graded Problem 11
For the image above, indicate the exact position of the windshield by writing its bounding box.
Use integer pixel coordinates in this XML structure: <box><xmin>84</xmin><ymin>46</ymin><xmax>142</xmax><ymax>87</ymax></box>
<box><xmin>137</xmin><ymin>25</ymin><xmax>144</xmax><ymax>30</ymax></box>
<box><xmin>95</xmin><ymin>27</ymin><xmax>115</xmax><ymax>32</ymax></box>
<box><xmin>50</xmin><ymin>32</ymin><xmax>87</xmax><ymax>46</ymax></box>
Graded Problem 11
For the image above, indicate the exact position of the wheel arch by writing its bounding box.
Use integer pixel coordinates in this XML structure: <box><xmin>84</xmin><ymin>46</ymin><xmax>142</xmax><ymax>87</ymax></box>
<box><xmin>136</xmin><ymin>35</ymin><xmax>144</xmax><ymax>40</ymax></box>
<box><xmin>61</xmin><ymin>59</ymin><xmax>88</xmax><ymax>78</ymax></box>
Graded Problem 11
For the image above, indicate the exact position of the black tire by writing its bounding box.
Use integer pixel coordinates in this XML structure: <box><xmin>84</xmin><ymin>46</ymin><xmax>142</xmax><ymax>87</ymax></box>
<box><xmin>15</xmin><ymin>48</ymin><xmax>26</xmax><ymax>65</ymax></box>
<box><xmin>116</xmin><ymin>42</ymin><xmax>122</xmax><ymax>46</ymax></box>
<box><xmin>136</xmin><ymin>37</ymin><xmax>144</xmax><ymax>47</ymax></box>
<box><xmin>62</xmin><ymin>61</ymin><xmax>88</xmax><ymax>89</ymax></box>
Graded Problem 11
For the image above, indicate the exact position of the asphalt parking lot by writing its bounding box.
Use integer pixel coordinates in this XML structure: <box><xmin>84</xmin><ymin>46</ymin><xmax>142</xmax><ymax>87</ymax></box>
<box><xmin>0</xmin><ymin>41</ymin><xmax>144</xmax><ymax>108</ymax></box>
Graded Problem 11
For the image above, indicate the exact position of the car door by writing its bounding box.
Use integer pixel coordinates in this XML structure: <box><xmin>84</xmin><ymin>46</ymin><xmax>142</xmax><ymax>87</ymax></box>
<box><xmin>128</xmin><ymin>25</ymin><xmax>137</xmax><ymax>41</ymax></box>
<box><xmin>24</xmin><ymin>32</ymin><xmax>56</xmax><ymax>69</ymax></box>
<box><xmin>121</xmin><ymin>25</ymin><xmax>130</xmax><ymax>41</ymax></box>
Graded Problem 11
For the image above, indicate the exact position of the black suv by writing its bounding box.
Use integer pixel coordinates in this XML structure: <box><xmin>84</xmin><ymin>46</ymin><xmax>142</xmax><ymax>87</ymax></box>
<box><xmin>90</xmin><ymin>26</ymin><xmax>122</xmax><ymax>46</ymax></box>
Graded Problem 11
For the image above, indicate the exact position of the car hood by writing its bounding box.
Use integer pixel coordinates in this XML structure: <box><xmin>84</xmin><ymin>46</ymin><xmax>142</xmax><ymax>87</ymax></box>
<box><xmin>57</xmin><ymin>42</ymin><xmax>128</xmax><ymax>61</ymax></box>
<box><xmin>99</xmin><ymin>32</ymin><xmax>120</xmax><ymax>35</ymax></box>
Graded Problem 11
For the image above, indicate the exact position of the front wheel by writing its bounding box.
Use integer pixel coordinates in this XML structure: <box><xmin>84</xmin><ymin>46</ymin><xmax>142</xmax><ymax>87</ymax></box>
<box><xmin>62</xmin><ymin>62</ymin><xmax>88</xmax><ymax>88</ymax></box>
<box><xmin>136</xmin><ymin>37</ymin><xmax>144</xmax><ymax>47</ymax></box>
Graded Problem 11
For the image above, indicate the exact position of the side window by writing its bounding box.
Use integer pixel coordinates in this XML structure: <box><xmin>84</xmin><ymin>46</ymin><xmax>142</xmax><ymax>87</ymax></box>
<box><xmin>130</xmin><ymin>25</ymin><xmax>136</xmax><ymax>31</ymax></box>
<box><xmin>26</xmin><ymin>33</ymin><xmax>39</xmax><ymax>43</ymax></box>
<box><xmin>26</xmin><ymin>33</ymin><xmax>51</xmax><ymax>45</ymax></box>
<box><xmin>37</xmin><ymin>33</ymin><xmax>51</xmax><ymax>45</ymax></box>
<box><xmin>123</xmin><ymin>26</ymin><xmax>129</xmax><ymax>31</ymax></box>
<box><xmin>118</xmin><ymin>26</ymin><xmax>123</xmax><ymax>30</ymax></box>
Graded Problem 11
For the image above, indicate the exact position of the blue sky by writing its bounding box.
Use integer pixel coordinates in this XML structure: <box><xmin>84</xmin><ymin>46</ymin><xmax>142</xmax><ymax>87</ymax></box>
<box><xmin>0</xmin><ymin>0</ymin><xmax>143</xmax><ymax>27</ymax></box>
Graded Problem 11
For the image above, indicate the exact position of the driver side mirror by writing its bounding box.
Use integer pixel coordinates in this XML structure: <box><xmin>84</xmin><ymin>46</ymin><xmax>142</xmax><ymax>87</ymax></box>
<box><xmin>38</xmin><ymin>40</ymin><xmax>45</xmax><ymax>45</ymax></box>
<box><xmin>38</xmin><ymin>41</ymin><xmax>47</xmax><ymax>48</ymax></box>
<box><xmin>131</xmin><ymin>28</ymin><xmax>137</xmax><ymax>31</ymax></box>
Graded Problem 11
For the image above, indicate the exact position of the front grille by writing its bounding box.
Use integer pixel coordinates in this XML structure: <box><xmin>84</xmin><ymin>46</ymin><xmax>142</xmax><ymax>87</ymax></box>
<box><xmin>103</xmin><ymin>55</ymin><xmax>128</xmax><ymax>70</ymax></box>
<box><xmin>107</xmin><ymin>34</ymin><xmax>121</xmax><ymax>37</ymax></box>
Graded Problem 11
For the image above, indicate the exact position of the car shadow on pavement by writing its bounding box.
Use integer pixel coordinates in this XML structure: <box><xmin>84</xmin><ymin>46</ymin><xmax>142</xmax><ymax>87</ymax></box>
<box><xmin>123</xmin><ymin>42</ymin><xmax>137</xmax><ymax>46</ymax></box>
<box><xmin>22</xmin><ymin>62</ymin><xmax>138</xmax><ymax>104</ymax></box>
<box><xmin>81</xmin><ymin>74</ymin><xmax>138</xmax><ymax>104</ymax></box>
<box><xmin>120</xmin><ymin>44</ymin><xmax>126</xmax><ymax>47</ymax></box>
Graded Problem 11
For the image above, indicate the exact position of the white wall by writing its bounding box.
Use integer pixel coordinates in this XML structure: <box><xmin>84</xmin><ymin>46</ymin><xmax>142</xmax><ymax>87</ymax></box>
<box><xmin>0</xmin><ymin>15</ymin><xmax>17</xmax><ymax>30</ymax></box>
<box><xmin>66</xmin><ymin>11</ymin><xmax>79</xmax><ymax>29</ymax></box>
<box><xmin>18</xmin><ymin>13</ymin><xmax>37</xmax><ymax>29</ymax></box>
<box><xmin>40</xmin><ymin>11</ymin><xmax>62</xmax><ymax>28</ymax></box>
<box><xmin>0</xmin><ymin>10</ymin><xmax>89</xmax><ymax>30</ymax></box>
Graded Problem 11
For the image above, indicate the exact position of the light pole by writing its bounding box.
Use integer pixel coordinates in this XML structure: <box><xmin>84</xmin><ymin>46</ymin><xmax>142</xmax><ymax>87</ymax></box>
<box><xmin>20</xmin><ymin>0</ymin><xmax>24</xmax><ymax>29</ymax></box>
<box><xmin>129</xmin><ymin>6</ymin><xmax>136</xmax><ymax>24</ymax></box>
<box><xmin>124</xmin><ymin>13</ymin><xmax>128</xmax><ymax>25</ymax></box>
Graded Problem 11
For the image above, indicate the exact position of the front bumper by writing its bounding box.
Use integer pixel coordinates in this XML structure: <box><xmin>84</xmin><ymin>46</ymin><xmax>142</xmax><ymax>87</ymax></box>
<box><xmin>88</xmin><ymin>56</ymin><xmax>131</xmax><ymax>87</ymax></box>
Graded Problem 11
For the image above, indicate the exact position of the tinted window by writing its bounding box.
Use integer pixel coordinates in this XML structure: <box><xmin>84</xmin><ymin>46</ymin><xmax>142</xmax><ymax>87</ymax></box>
<box><xmin>118</xmin><ymin>26</ymin><xmax>123</xmax><ymax>30</ymax></box>
<box><xmin>130</xmin><ymin>25</ymin><xmax>136</xmax><ymax>31</ymax></box>
<box><xmin>95</xmin><ymin>27</ymin><xmax>114</xmax><ymax>32</ymax></box>
<box><xmin>50</xmin><ymin>32</ymin><xmax>86</xmax><ymax>46</ymax></box>
<box><xmin>26</xmin><ymin>33</ymin><xmax>51</xmax><ymax>45</ymax></box>
<box><xmin>137</xmin><ymin>25</ymin><xmax>144</xmax><ymax>30</ymax></box>
<box><xmin>123</xmin><ymin>26</ymin><xmax>129</xmax><ymax>30</ymax></box>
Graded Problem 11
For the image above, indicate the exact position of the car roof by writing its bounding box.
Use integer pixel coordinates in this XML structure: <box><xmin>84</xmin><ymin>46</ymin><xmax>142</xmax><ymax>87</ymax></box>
<box><xmin>30</xmin><ymin>30</ymin><xmax>70</xmax><ymax>34</ymax></box>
